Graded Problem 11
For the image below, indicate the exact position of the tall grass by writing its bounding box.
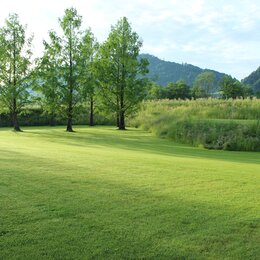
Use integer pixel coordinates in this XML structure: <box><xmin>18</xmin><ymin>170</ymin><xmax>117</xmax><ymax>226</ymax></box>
<box><xmin>131</xmin><ymin>98</ymin><xmax>260</xmax><ymax>151</ymax></box>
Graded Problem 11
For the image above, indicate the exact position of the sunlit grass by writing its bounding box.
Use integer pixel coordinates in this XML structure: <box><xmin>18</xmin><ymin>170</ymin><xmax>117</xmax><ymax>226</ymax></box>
<box><xmin>0</xmin><ymin>126</ymin><xmax>259</xmax><ymax>259</ymax></box>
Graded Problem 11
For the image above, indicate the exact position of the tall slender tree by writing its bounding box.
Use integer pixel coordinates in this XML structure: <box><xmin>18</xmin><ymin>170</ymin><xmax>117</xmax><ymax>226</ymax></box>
<box><xmin>97</xmin><ymin>17</ymin><xmax>148</xmax><ymax>130</ymax></box>
<box><xmin>79</xmin><ymin>29</ymin><xmax>99</xmax><ymax>126</ymax></box>
<box><xmin>39</xmin><ymin>8</ymin><xmax>82</xmax><ymax>132</ymax></box>
<box><xmin>34</xmin><ymin>31</ymin><xmax>63</xmax><ymax>126</ymax></box>
<box><xmin>60</xmin><ymin>8</ymin><xmax>82</xmax><ymax>132</ymax></box>
<box><xmin>0</xmin><ymin>14</ymin><xmax>33</xmax><ymax>131</ymax></box>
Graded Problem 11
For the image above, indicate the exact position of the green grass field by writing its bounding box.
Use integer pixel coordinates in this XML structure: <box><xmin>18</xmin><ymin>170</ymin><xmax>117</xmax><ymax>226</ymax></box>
<box><xmin>0</xmin><ymin>126</ymin><xmax>259</xmax><ymax>259</ymax></box>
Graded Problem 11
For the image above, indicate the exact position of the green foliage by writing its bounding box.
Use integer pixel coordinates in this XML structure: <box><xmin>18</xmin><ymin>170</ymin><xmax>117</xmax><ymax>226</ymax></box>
<box><xmin>96</xmin><ymin>17</ymin><xmax>149</xmax><ymax>129</ymax></box>
<box><xmin>0</xmin><ymin>13</ymin><xmax>33</xmax><ymax>130</ymax></box>
<box><xmin>145</xmin><ymin>80</ymin><xmax>161</xmax><ymax>100</ymax></box>
<box><xmin>192</xmin><ymin>71</ymin><xmax>215</xmax><ymax>98</ymax></box>
<box><xmin>78</xmin><ymin>29</ymin><xmax>99</xmax><ymax>126</ymax></box>
<box><xmin>78</xmin><ymin>29</ymin><xmax>99</xmax><ymax>100</ymax></box>
<box><xmin>34</xmin><ymin>31</ymin><xmax>64</xmax><ymax>122</ymax></box>
<box><xmin>220</xmin><ymin>75</ymin><xmax>244</xmax><ymax>98</ymax></box>
<box><xmin>159</xmin><ymin>80</ymin><xmax>191</xmax><ymax>99</ymax></box>
<box><xmin>219</xmin><ymin>75</ymin><xmax>253</xmax><ymax>99</ymax></box>
<box><xmin>36</xmin><ymin>8</ymin><xmax>85</xmax><ymax>131</ymax></box>
<box><xmin>35</xmin><ymin>11</ymin><xmax>100</xmax><ymax>128</ymax></box>
<box><xmin>131</xmin><ymin>99</ymin><xmax>260</xmax><ymax>151</ymax></box>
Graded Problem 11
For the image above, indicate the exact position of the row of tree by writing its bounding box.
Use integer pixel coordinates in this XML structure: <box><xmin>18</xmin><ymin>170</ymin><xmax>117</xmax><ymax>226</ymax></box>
<box><xmin>147</xmin><ymin>72</ymin><xmax>254</xmax><ymax>100</ymax></box>
<box><xmin>0</xmin><ymin>8</ymin><xmax>148</xmax><ymax>131</ymax></box>
<box><xmin>0</xmin><ymin>8</ymin><xmax>257</xmax><ymax>131</ymax></box>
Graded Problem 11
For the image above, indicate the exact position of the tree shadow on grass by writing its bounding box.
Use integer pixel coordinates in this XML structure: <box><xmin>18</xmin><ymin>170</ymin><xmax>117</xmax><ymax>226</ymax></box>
<box><xmin>19</xmin><ymin>126</ymin><xmax>260</xmax><ymax>166</ymax></box>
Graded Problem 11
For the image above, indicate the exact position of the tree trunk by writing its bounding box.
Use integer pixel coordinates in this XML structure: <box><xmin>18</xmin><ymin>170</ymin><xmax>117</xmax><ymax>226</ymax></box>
<box><xmin>118</xmin><ymin>110</ymin><xmax>125</xmax><ymax>130</ymax></box>
<box><xmin>118</xmin><ymin>61</ymin><xmax>126</xmax><ymax>130</ymax></box>
<box><xmin>116</xmin><ymin>113</ymin><xmax>120</xmax><ymax>128</ymax></box>
<box><xmin>89</xmin><ymin>95</ymin><xmax>94</xmax><ymax>126</ymax></box>
<box><xmin>13</xmin><ymin>112</ymin><xmax>21</xmax><ymax>131</ymax></box>
<box><xmin>66</xmin><ymin>115</ymin><xmax>73</xmax><ymax>132</ymax></box>
<box><xmin>66</xmin><ymin>24</ymin><xmax>74</xmax><ymax>132</ymax></box>
<box><xmin>66</xmin><ymin>101</ymin><xmax>73</xmax><ymax>132</ymax></box>
<box><xmin>66</xmin><ymin>86</ymin><xmax>73</xmax><ymax>132</ymax></box>
<box><xmin>12</xmin><ymin>31</ymin><xmax>21</xmax><ymax>132</ymax></box>
<box><xmin>116</xmin><ymin>96</ymin><xmax>119</xmax><ymax>127</ymax></box>
<box><xmin>118</xmin><ymin>90</ymin><xmax>125</xmax><ymax>130</ymax></box>
<box><xmin>12</xmin><ymin>98</ymin><xmax>21</xmax><ymax>131</ymax></box>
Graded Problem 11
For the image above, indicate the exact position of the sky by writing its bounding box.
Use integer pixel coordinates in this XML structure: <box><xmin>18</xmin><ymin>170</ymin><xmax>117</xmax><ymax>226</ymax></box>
<box><xmin>0</xmin><ymin>0</ymin><xmax>259</xmax><ymax>80</ymax></box>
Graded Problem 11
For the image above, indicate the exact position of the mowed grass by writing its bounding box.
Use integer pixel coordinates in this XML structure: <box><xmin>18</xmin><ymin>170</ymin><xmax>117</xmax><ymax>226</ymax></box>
<box><xmin>0</xmin><ymin>126</ymin><xmax>259</xmax><ymax>259</ymax></box>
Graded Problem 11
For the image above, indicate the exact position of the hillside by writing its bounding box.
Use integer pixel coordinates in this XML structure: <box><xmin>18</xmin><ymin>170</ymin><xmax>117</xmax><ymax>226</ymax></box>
<box><xmin>242</xmin><ymin>66</ymin><xmax>260</xmax><ymax>93</ymax></box>
<box><xmin>140</xmin><ymin>54</ymin><xmax>226</xmax><ymax>88</ymax></box>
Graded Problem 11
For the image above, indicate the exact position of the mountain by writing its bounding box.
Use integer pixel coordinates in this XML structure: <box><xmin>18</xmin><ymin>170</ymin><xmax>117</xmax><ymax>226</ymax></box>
<box><xmin>242</xmin><ymin>67</ymin><xmax>260</xmax><ymax>93</ymax></box>
<box><xmin>140</xmin><ymin>54</ymin><xmax>226</xmax><ymax>89</ymax></box>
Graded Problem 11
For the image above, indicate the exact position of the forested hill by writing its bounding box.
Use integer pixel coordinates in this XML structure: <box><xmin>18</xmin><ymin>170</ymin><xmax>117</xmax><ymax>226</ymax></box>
<box><xmin>140</xmin><ymin>53</ymin><xmax>226</xmax><ymax>87</ymax></box>
<box><xmin>242</xmin><ymin>66</ymin><xmax>260</xmax><ymax>93</ymax></box>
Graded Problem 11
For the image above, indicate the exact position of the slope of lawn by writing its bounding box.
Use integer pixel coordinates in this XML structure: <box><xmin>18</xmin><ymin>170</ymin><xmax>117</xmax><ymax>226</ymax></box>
<box><xmin>0</xmin><ymin>126</ymin><xmax>259</xmax><ymax>259</ymax></box>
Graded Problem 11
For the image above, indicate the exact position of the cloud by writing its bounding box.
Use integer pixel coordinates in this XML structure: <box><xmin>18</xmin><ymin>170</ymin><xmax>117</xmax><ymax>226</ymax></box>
<box><xmin>0</xmin><ymin>0</ymin><xmax>259</xmax><ymax>79</ymax></box>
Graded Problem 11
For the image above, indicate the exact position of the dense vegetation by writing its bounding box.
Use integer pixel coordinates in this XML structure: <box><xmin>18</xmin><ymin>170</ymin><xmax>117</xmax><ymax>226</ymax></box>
<box><xmin>132</xmin><ymin>99</ymin><xmax>260</xmax><ymax>151</ymax></box>
<box><xmin>0</xmin><ymin>105</ymin><xmax>115</xmax><ymax>127</ymax></box>
<box><xmin>243</xmin><ymin>66</ymin><xmax>260</xmax><ymax>94</ymax></box>
<box><xmin>146</xmin><ymin>69</ymin><xmax>254</xmax><ymax>100</ymax></box>
<box><xmin>1</xmin><ymin>126</ymin><xmax>259</xmax><ymax>259</ymax></box>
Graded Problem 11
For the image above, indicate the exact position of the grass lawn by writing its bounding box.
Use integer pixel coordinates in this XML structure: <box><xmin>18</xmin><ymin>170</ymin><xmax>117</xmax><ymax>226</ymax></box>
<box><xmin>0</xmin><ymin>126</ymin><xmax>259</xmax><ymax>259</ymax></box>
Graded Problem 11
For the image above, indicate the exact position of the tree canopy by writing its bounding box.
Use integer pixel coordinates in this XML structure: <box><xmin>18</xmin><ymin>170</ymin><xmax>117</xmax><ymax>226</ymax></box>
<box><xmin>0</xmin><ymin>13</ymin><xmax>33</xmax><ymax>131</ymax></box>
<box><xmin>96</xmin><ymin>17</ymin><xmax>149</xmax><ymax>130</ymax></box>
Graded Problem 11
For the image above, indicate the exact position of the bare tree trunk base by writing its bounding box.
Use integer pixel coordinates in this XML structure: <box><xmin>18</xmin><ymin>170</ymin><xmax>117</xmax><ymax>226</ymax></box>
<box><xmin>12</xmin><ymin>110</ymin><xmax>22</xmax><ymax>132</ymax></box>
<box><xmin>66</xmin><ymin>127</ymin><xmax>74</xmax><ymax>132</ymax></box>
<box><xmin>89</xmin><ymin>96</ymin><xmax>94</xmax><ymax>126</ymax></box>
<box><xmin>13</xmin><ymin>126</ymin><xmax>22</xmax><ymax>132</ymax></box>
<box><xmin>66</xmin><ymin>116</ymin><xmax>74</xmax><ymax>132</ymax></box>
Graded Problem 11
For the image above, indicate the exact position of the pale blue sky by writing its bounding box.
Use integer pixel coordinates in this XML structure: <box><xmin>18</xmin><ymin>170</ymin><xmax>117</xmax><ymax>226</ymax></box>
<box><xmin>1</xmin><ymin>0</ymin><xmax>259</xmax><ymax>79</ymax></box>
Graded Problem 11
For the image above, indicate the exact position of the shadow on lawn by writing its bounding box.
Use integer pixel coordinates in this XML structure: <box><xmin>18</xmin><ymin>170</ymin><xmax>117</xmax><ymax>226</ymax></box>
<box><xmin>17</xmin><ymin>126</ymin><xmax>260</xmax><ymax>165</ymax></box>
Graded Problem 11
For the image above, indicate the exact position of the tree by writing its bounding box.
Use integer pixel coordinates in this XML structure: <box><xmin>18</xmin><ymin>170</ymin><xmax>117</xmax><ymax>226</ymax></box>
<box><xmin>242</xmin><ymin>84</ymin><xmax>253</xmax><ymax>98</ymax></box>
<box><xmin>39</xmin><ymin>8</ymin><xmax>83</xmax><ymax>132</ymax></box>
<box><xmin>0</xmin><ymin>14</ymin><xmax>33</xmax><ymax>131</ymax></box>
<box><xmin>146</xmin><ymin>81</ymin><xmax>161</xmax><ymax>100</ymax></box>
<box><xmin>78</xmin><ymin>29</ymin><xmax>99</xmax><ymax>126</ymax></box>
<box><xmin>60</xmin><ymin>8</ymin><xmax>83</xmax><ymax>132</ymax></box>
<box><xmin>162</xmin><ymin>80</ymin><xmax>190</xmax><ymax>99</ymax></box>
<box><xmin>34</xmin><ymin>31</ymin><xmax>63</xmax><ymax>126</ymax></box>
<box><xmin>192</xmin><ymin>71</ymin><xmax>215</xmax><ymax>98</ymax></box>
<box><xmin>96</xmin><ymin>17</ymin><xmax>148</xmax><ymax>130</ymax></box>
<box><xmin>220</xmin><ymin>75</ymin><xmax>243</xmax><ymax>99</ymax></box>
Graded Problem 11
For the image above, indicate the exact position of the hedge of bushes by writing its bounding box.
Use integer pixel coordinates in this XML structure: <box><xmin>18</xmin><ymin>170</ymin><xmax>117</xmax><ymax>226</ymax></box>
<box><xmin>0</xmin><ymin>107</ymin><xmax>115</xmax><ymax>127</ymax></box>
